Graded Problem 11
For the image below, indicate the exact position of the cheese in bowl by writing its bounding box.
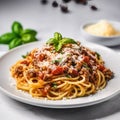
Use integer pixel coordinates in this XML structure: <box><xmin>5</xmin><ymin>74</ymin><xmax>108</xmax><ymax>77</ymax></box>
<box><xmin>84</xmin><ymin>20</ymin><xmax>120</xmax><ymax>37</ymax></box>
<box><xmin>80</xmin><ymin>20</ymin><xmax>120</xmax><ymax>46</ymax></box>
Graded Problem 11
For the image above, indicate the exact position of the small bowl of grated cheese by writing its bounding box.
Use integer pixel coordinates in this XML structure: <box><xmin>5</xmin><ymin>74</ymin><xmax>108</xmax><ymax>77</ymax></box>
<box><xmin>80</xmin><ymin>20</ymin><xmax>120</xmax><ymax>46</ymax></box>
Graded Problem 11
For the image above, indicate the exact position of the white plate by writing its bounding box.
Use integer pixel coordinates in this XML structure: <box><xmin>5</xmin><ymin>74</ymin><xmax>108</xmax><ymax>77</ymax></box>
<box><xmin>0</xmin><ymin>41</ymin><xmax>120</xmax><ymax>108</ymax></box>
<box><xmin>0</xmin><ymin>51</ymin><xmax>7</xmax><ymax>57</ymax></box>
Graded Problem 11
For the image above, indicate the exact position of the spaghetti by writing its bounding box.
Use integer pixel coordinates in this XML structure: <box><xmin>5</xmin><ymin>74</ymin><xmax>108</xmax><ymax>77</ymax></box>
<box><xmin>10</xmin><ymin>35</ymin><xmax>113</xmax><ymax>100</ymax></box>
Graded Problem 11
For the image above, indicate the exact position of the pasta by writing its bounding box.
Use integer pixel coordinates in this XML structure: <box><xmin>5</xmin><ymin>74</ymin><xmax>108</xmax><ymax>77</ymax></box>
<box><xmin>10</xmin><ymin>40</ymin><xmax>113</xmax><ymax>100</ymax></box>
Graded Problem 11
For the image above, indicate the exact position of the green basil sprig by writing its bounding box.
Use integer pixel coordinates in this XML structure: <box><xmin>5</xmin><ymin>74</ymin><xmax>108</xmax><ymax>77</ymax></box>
<box><xmin>0</xmin><ymin>21</ymin><xmax>38</xmax><ymax>49</ymax></box>
<box><xmin>9</xmin><ymin>38</ymin><xmax>22</xmax><ymax>49</ymax></box>
<box><xmin>46</xmin><ymin>32</ymin><xmax>77</xmax><ymax>51</ymax></box>
<box><xmin>0</xmin><ymin>33</ymin><xmax>16</xmax><ymax>44</ymax></box>
<box><xmin>12</xmin><ymin>21</ymin><xmax>23</xmax><ymax>35</ymax></box>
<box><xmin>21</xmin><ymin>29</ymin><xmax>37</xmax><ymax>36</ymax></box>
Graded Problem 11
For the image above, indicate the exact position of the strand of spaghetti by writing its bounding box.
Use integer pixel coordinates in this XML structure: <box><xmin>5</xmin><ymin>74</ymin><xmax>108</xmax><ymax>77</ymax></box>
<box><xmin>23</xmin><ymin>69</ymin><xmax>29</xmax><ymax>81</ymax></box>
<box><xmin>28</xmin><ymin>78</ymin><xmax>45</xmax><ymax>88</ymax></box>
<box><xmin>56</xmin><ymin>81</ymin><xmax>67</xmax><ymax>89</ymax></box>
<box><xmin>51</xmin><ymin>76</ymin><xmax>80</xmax><ymax>82</ymax></box>
<box><xmin>47</xmin><ymin>91</ymin><xmax>68</xmax><ymax>100</ymax></box>
<box><xmin>67</xmin><ymin>86</ymin><xmax>78</xmax><ymax>99</ymax></box>
<box><xmin>98</xmin><ymin>70</ymin><xmax>106</xmax><ymax>89</ymax></box>
<box><xmin>96</xmin><ymin>70</ymin><xmax>101</xmax><ymax>88</ymax></box>
<box><xmin>75</xmin><ymin>84</ymin><xmax>86</xmax><ymax>97</ymax></box>
<box><xmin>95</xmin><ymin>54</ymin><xmax>104</xmax><ymax>64</ymax></box>
<box><xmin>49</xmin><ymin>90</ymin><xmax>61</xmax><ymax>96</ymax></box>
<box><xmin>85</xmin><ymin>83</ymin><xmax>96</xmax><ymax>95</ymax></box>
<box><xmin>17</xmin><ymin>78</ymin><xmax>30</xmax><ymax>91</ymax></box>
<box><xmin>29</xmin><ymin>88</ymin><xmax>43</xmax><ymax>97</ymax></box>
<box><xmin>80</xmin><ymin>82</ymin><xmax>91</xmax><ymax>88</ymax></box>
<box><xmin>60</xmin><ymin>83</ymin><xmax>72</xmax><ymax>91</ymax></box>
<box><xmin>66</xmin><ymin>77</ymin><xmax>86</xmax><ymax>85</ymax></box>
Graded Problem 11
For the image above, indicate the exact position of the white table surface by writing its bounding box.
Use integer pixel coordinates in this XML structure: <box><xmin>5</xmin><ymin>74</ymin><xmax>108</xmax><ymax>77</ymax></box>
<box><xmin>0</xmin><ymin>0</ymin><xmax>120</xmax><ymax>119</ymax></box>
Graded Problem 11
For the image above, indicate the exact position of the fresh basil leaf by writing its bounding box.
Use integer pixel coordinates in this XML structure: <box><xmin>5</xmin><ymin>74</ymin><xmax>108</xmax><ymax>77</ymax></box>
<box><xmin>22</xmin><ymin>52</ymin><xmax>29</xmax><ymax>58</ymax></box>
<box><xmin>95</xmin><ymin>52</ymin><xmax>101</xmax><ymax>60</ymax></box>
<box><xmin>21</xmin><ymin>29</ymin><xmax>37</xmax><ymax>36</ymax></box>
<box><xmin>46</xmin><ymin>32</ymin><xmax>62</xmax><ymax>45</ymax></box>
<box><xmin>56</xmin><ymin>38</ymin><xmax>77</xmax><ymax>51</ymax></box>
<box><xmin>82</xmin><ymin>62</ymin><xmax>90</xmax><ymax>70</ymax></box>
<box><xmin>46</xmin><ymin>38</ymin><xmax>57</xmax><ymax>45</ymax></box>
<box><xmin>12</xmin><ymin>21</ymin><xmax>23</xmax><ymax>35</ymax></box>
<box><xmin>52</xmin><ymin>58</ymin><xmax>63</xmax><ymax>64</ymax></box>
<box><xmin>51</xmin><ymin>82</ymin><xmax>57</xmax><ymax>89</ymax></box>
<box><xmin>60</xmin><ymin>38</ymin><xmax>77</xmax><ymax>44</ymax></box>
<box><xmin>66</xmin><ymin>74</ymin><xmax>71</xmax><ymax>78</ymax></box>
<box><xmin>9</xmin><ymin>38</ymin><xmax>22</xmax><ymax>49</ymax></box>
<box><xmin>56</xmin><ymin>42</ymin><xmax>63</xmax><ymax>51</ymax></box>
<box><xmin>54</xmin><ymin>32</ymin><xmax>62</xmax><ymax>41</ymax></box>
<box><xmin>46</xmin><ymin>33</ymin><xmax>77</xmax><ymax>52</ymax></box>
<box><xmin>0</xmin><ymin>32</ymin><xmax>16</xmax><ymax>44</ymax></box>
<box><xmin>22</xmin><ymin>34</ymin><xmax>37</xmax><ymax>43</ymax></box>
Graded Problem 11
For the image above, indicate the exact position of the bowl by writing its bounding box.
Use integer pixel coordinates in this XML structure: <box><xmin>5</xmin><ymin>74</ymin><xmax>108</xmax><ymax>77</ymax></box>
<box><xmin>80</xmin><ymin>20</ymin><xmax>120</xmax><ymax>46</ymax></box>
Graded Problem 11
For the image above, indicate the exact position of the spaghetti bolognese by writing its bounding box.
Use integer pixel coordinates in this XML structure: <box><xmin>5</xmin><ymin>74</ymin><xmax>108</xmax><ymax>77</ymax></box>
<box><xmin>10</xmin><ymin>32</ymin><xmax>113</xmax><ymax>100</ymax></box>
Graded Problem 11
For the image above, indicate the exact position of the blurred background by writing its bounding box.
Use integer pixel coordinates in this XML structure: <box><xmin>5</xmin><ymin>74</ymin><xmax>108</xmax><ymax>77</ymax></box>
<box><xmin>0</xmin><ymin>0</ymin><xmax>120</xmax><ymax>41</ymax></box>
